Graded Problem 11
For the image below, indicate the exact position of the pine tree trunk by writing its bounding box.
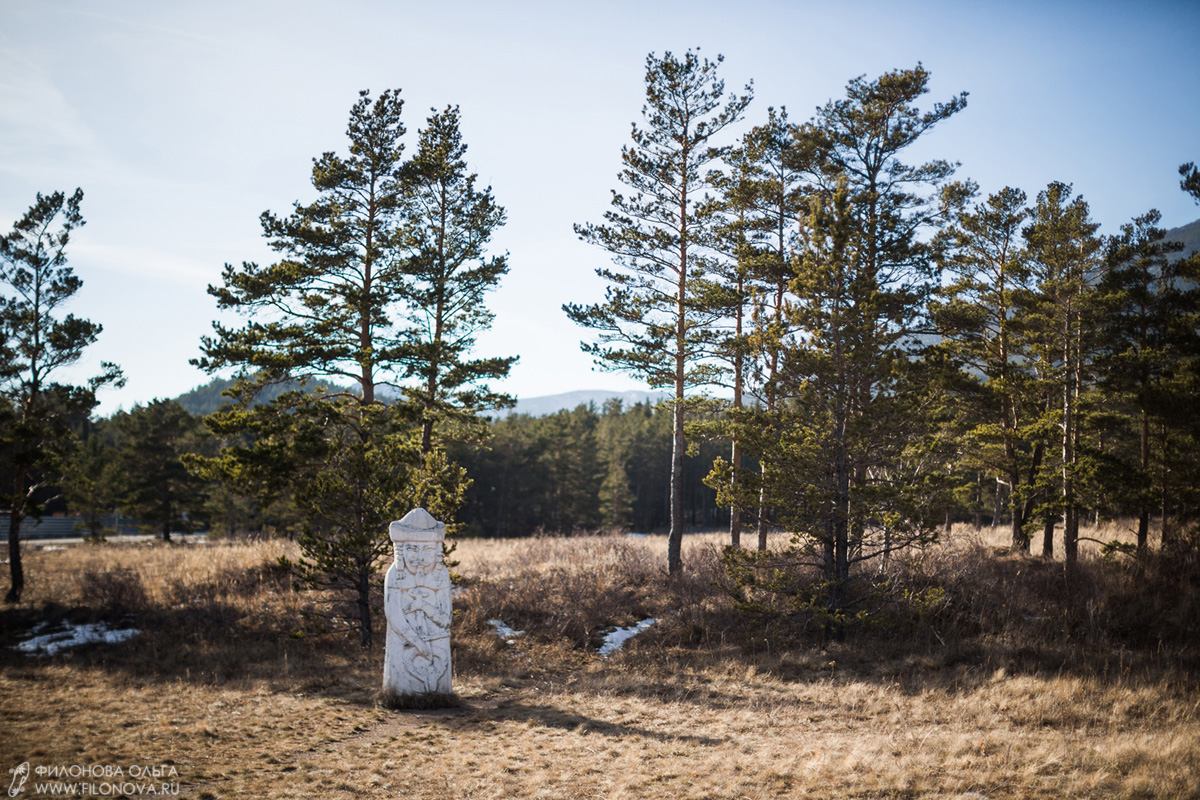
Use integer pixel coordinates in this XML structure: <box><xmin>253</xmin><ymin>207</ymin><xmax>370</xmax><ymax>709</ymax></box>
<box><xmin>1064</xmin><ymin>507</ymin><xmax>1078</xmax><ymax>563</ymax></box>
<box><xmin>729</xmin><ymin>325</ymin><xmax>743</xmax><ymax>549</ymax></box>
<box><xmin>5</xmin><ymin>487</ymin><xmax>24</xmax><ymax>603</ymax></box>
<box><xmin>1061</xmin><ymin>296</ymin><xmax>1079</xmax><ymax>565</ymax></box>
<box><xmin>357</xmin><ymin>568</ymin><xmax>373</xmax><ymax>649</ymax></box>
<box><xmin>1019</xmin><ymin>441</ymin><xmax>1046</xmax><ymax>554</ymax></box>
<box><xmin>755</xmin><ymin>483</ymin><xmax>768</xmax><ymax>551</ymax></box>
<box><xmin>729</xmin><ymin>437</ymin><xmax>741</xmax><ymax>550</ymax></box>
<box><xmin>668</xmin><ymin>395</ymin><xmax>685</xmax><ymax>574</ymax></box>
<box><xmin>667</xmin><ymin>256</ymin><xmax>686</xmax><ymax>571</ymax></box>
<box><xmin>1009</xmin><ymin>472</ymin><xmax>1027</xmax><ymax>551</ymax></box>
<box><xmin>1137</xmin><ymin>412</ymin><xmax>1150</xmax><ymax>558</ymax></box>
<box><xmin>974</xmin><ymin>471</ymin><xmax>984</xmax><ymax>529</ymax></box>
<box><xmin>831</xmin><ymin>393</ymin><xmax>851</xmax><ymax>616</ymax></box>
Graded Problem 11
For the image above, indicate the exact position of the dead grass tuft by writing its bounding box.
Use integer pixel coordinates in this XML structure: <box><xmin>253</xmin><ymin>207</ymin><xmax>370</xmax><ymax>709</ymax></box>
<box><xmin>80</xmin><ymin>566</ymin><xmax>150</xmax><ymax>615</ymax></box>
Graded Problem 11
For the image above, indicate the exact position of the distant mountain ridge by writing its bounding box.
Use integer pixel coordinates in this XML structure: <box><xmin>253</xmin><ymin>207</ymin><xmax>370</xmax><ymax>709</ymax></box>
<box><xmin>499</xmin><ymin>389</ymin><xmax>667</xmax><ymax>418</ymax></box>
<box><xmin>170</xmin><ymin>378</ymin><xmax>665</xmax><ymax>419</ymax></box>
<box><xmin>173</xmin><ymin>376</ymin><xmax>349</xmax><ymax>416</ymax></box>
<box><xmin>1164</xmin><ymin>218</ymin><xmax>1200</xmax><ymax>259</ymax></box>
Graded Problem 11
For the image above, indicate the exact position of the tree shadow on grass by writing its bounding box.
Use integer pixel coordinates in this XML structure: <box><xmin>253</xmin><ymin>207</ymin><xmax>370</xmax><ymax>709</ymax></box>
<box><xmin>439</xmin><ymin>701</ymin><xmax>724</xmax><ymax>746</ymax></box>
<box><xmin>0</xmin><ymin>601</ymin><xmax>386</xmax><ymax>705</ymax></box>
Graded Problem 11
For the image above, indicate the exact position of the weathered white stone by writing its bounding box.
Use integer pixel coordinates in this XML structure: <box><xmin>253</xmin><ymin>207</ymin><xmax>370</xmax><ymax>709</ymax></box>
<box><xmin>383</xmin><ymin>509</ymin><xmax>452</xmax><ymax>696</ymax></box>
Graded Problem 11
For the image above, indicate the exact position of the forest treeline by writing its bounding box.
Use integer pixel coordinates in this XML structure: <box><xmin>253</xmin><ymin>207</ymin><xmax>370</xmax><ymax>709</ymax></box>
<box><xmin>0</xmin><ymin>394</ymin><xmax>728</xmax><ymax>541</ymax></box>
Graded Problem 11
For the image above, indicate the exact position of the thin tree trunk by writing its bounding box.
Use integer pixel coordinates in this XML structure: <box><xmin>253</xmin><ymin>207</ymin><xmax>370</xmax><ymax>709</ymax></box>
<box><xmin>1010</xmin><ymin>471</ymin><xmax>1028</xmax><ymax>552</ymax></box>
<box><xmin>667</xmin><ymin>270</ymin><xmax>686</xmax><ymax>572</ymax></box>
<box><xmin>1019</xmin><ymin>431</ymin><xmax>1048</xmax><ymax>554</ymax></box>
<box><xmin>729</xmin><ymin>438</ymin><xmax>741</xmax><ymax>549</ymax></box>
<box><xmin>1063</xmin><ymin>507</ymin><xmax>1078</xmax><ymax>563</ymax></box>
<box><xmin>755</xmin><ymin>484</ymin><xmax>768</xmax><ymax>551</ymax></box>
<box><xmin>668</xmin><ymin>396</ymin><xmax>685</xmax><ymax>573</ymax></box>
<box><xmin>5</xmin><ymin>488</ymin><xmax>24</xmax><ymax>603</ymax></box>
<box><xmin>974</xmin><ymin>471</ymin><xmax>983</xmax><ymax>529</ymax></box>
<box><xmin>1136</xmin><ymin>411</ymin><xmax>1150</xmax><ymax>558</ymax></box>
<box><xmin>729</xmin><ymin>285</ymin><xmax>744</xmax><ymax>549</ymax></box>
<box><xmin>357</xmin><ymin>568</ymin><xmax>373</xmax><ymax>649</ymax></box>
<box><xmin>1062</xmin><ymin>372</ymin><xmax>1078</xmax><ymax>565</ymax></box>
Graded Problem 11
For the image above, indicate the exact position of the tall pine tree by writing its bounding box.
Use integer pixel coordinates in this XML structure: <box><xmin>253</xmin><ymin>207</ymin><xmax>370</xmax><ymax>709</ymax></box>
<box><xmin>1021</xmin><ymin>182</ymin><xmax>1102</xmax><ymax>562</ymax></box>
<box><xmin>931</xmin><ymin>185</ymin><xmax>1042</xmax><ymax>550</ymax></box>
<box><xmin>1098</xmin><ymin>210</ymin><xmax>1200</xmax><ymax>555</ymax></box>
<box><xmin>195</xmin><ymin>90</ymin><xmax>471</xmax><ymax>646</ymax></box>
<box><xmin>397</xmin><ymin>105</ymin><xmax>516</xmax><ymax>454</ymax></box>
<box><xmin>714</xmin><ymin>66</ymin><xmax>966</xmax><ymax>628</ymax></box>
<box><xmin>566</xmin><ymin>50</ymin><xmax>751</xmax><ymax>574</ymax></box>
<box><xmin>1</xmin><ymin>189</ymin><xmax>122</xmax><ymax>602</ymax></box>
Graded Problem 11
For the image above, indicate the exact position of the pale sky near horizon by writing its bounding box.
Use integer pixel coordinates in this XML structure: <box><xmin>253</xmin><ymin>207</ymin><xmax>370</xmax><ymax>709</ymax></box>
<box><xmin>2</xmin><ymin>0</ymin><xmax>1198</xmax><ymax>417</ymax></box>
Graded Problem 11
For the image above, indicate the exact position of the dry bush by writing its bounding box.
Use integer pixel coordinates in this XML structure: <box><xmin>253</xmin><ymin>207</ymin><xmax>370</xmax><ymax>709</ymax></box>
<box><xmin>893</xmin><ymin>522</ymin><xmax>1200</xmax><ymax>672</ymax></box>
<box><xmin>456</xmin><ymin>535</ymin><xmax>662</xmax><ymax>645</ymax></box>
<box><xmin>661</xmin><ymin>520</ymin><xmax>1200</xmax><ymax>678</ymax></box>
<box><xmin>79</xmin><ymin>566</ymin><xmax>150</xmax><ymax>615</ymax></box>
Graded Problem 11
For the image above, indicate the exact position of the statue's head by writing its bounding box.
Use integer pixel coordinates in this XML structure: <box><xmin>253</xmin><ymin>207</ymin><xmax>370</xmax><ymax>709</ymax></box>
<box><xmin>389</xmin><ymin>508</ymin><xmax>445</xmax><ymax>575</ymax></box>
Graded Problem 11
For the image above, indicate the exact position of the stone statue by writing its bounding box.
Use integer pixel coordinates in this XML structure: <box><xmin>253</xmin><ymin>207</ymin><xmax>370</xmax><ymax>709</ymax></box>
<box><xmin>383</xmin><ymin>508</ymin><xmax>452</xmax><ymax>697</ymax></box>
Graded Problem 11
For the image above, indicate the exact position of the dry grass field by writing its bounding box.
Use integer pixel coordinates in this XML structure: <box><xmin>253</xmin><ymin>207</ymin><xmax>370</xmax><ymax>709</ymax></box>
<box><xmin>2</xmin><ymin>524</ymin><xmax>1198</xmax><ymax>799</ymax></box>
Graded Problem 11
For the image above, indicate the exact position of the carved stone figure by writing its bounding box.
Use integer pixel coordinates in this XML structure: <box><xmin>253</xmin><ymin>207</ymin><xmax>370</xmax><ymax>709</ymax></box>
<box><xmin>383</xmin><ymin>508</ymin><xmax>452</xmax><ymax>697</ymax></box>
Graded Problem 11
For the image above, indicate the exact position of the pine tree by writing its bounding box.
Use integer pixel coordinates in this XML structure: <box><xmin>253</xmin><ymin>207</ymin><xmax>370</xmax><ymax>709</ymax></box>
<box><xmin>195</xmin><ymin>91</ymin><xmax>470</xmax><ymax>646</ymax></box>
<box><xmin>931</xmin><ymin>185</ymin><xmax>1042</xmax><ymax>551</ymax></box>
<box><xmin>196</xmin><ymin>90</ymin><xmax>407</xmax><ymax>402</ymax></box>
<box><xmin>1180</xmin><ymin>162</ymin><xmax>1200</xmax><ymax>203</ymax></box>
<box><xmin>1097</xmin><ymin>210</ymin><xmax>1200</xmax><ymax>556</ymax></box>
<box><xmin>597</xmin><ymin>398</ymin><xmax>636</xmax><ymax>530</ymax></box>
<box><xmin>1</xmin><ymin>189</ymin><xmax>122</xmax><ymax>602</ymax></box>
<box><xmin>708</xmin><ymin>107</ymin><xmax>810</xmax><ymax>549</ymax></box>
<box><xmin>1022</xmin><ymin>182</ymin><xmax>1103</xmax><ymax>563</ymax></box>
<box><xmin>713</xmin><ymin>65</ymin><xmax>966</xmax><ymax>629</ymax></box>
<box><xmin>112</xmin><ymin>400</ymin><xmax>209</xmax><ymax>542</ymax></box>
<box><xmin>60</xmin><ymin>426</ymin><xmax>121</xmax><ymax>540</ymax></box>
<box><xmin>397</xmin><ymin>105</ymin><xmax>516</xmax><ymax>453</ymax></box>
<box><xmin>566</xmin><ymin>49</ymin><xmax>751</xmax><ymax>574</ymax></box>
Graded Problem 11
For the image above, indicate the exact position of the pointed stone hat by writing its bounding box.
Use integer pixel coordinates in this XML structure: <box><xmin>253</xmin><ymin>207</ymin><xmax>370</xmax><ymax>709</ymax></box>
<box><xmin>389</xmin><ymin>508</ymin><xmax>446</xmax><ymax>542</ymax></box>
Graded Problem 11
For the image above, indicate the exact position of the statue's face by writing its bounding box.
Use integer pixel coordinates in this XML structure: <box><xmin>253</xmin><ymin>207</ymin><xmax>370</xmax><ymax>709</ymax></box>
<box><xmin>401</xmin><ymin>541</ymin><xmax>440</xmax><ymax>573</ymax></box>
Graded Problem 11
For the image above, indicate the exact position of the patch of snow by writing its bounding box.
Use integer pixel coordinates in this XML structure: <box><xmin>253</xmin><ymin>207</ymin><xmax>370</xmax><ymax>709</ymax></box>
<box><xmin>599</xmin><ymin>618</ymin><xmax>657</xmax><ymax>656</ymax></box>
<box><xmin>13</xmin><ymin>621</ymin><xmax>141</xmax><ymax>657</ymax></box>
<box><xmin>626</xmin><ymin>533</ymin><xmax>650</xmax><ymax>539</ymax></box>
<box><xmin>36</xmin><ymin>545</ymin><xmax>67</xmax><ymax>551</ymax></box>
<box><xmin>488</xmin><ymin>619</ymin><xmax>525</xmax><ymax>642</ymax></box>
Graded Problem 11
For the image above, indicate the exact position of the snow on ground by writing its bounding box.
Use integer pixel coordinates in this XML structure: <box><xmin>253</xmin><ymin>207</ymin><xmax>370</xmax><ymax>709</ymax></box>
<box><xmin>599</xmin><ymin>618</ymin><xmax>657</xmax><ymax>656</ymax></box>
<box><xmin>487</xmin><ymin>619</ymin><xmax>525</xmax><ymax>642</ymax></box>
<box><xmin>13</xmin><ymin>621</ymin><xmax>141</xmax><ymax>657</ymax></box>
<box><xmin>486</xmin><ymin>616</ymin><xmax>658</xmax><ymax>655</ymax></box>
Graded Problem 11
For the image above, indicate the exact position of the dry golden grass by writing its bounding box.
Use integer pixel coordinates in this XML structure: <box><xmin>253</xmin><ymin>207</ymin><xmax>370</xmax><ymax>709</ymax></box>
<box><xmin>2</xmin><ymin>527</ymin><xmax>1198</xmax><ymax>799</ymax></box>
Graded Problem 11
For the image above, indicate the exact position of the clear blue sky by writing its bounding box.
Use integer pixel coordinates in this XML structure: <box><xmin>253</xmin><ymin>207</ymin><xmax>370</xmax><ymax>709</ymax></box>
<box><xmin>2</xmin><ymin>0</ymin><xmax>1197</xmax><ymax>416</ymax></box>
